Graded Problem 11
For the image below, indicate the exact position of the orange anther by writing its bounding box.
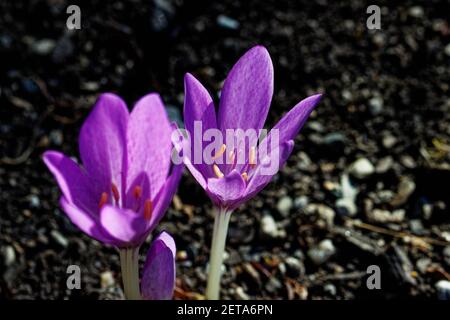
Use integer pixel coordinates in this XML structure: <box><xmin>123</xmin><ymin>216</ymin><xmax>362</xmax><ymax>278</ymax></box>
<box><xmin>241</xmin><ymin>172</ymin><xmax>248</xmax><ymax>181</ymax></box>
<box><xmin>249</xmin><ymin>146</ymin><xmax>257</xmax><ymax>168</ymax></box>
<box><xmin>133</xmin><ymin>186</ymin><xmax>142</xmax><ymax>199</ymax></box>
<box><xmin>228</xmin><ymin>150</ymin><xmax>235</xmax><ymax>163</ymax></box>
<box><xmin>98</xmin><ymin>192</ymin><xmax>108</xmax><ymax>209</ymax></box>
<box><xmin>212</xmin><ymin>144</ymin><xmax>226</xmax><ymax>160</ymax></box>
<box><xmin>213</xmin><ymin>164</ymin><xmax>224</xmax><ymax>178</ymax></box>
<box><xmin>144</xmin><ymin>199</ymin><xmax>153</xmax><ymax>221</ymax></box>
<box><xmin>111</xmin><ymin>183</ymin><xmax>120</xmax><ymax>203</ymax></box>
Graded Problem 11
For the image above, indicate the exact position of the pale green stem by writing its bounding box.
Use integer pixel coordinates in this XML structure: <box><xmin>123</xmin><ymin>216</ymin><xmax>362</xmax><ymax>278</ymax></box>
<box><xmin>119</xmin><ymin>247</ymin><xmax>141</xmax><ymax>300</ymax></box>
<box><xmin>205</xmin><ymin>207</ymin><xmax>232</xmax><ymax>300</ymax></box>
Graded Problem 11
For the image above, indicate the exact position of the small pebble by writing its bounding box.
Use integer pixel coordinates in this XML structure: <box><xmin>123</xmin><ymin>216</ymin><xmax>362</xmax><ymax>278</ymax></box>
<box><xmin>416</xmin><ymin>258</ymin><xmax>431</xmax><ymax>274</ymax></box>
<box><xmin>235</xmin><ymin>286</ymin><xmax>249</xmax><ymax>300</ymax></box>
<box><xmin>308</xmin><ymin>239</ymin><xmax>336</xmax><ymax>265</ymax></box>
<box><xmin>216</xmin><ymin>15</ymin><xmax>240</xmax><ymax>30</ymax></box>
<box><xmin>436</xmin><ymin>280</ymin><xmax>450</xmax><ymax>300</ymax></box>
<box><xmin>101</xmin><ymin>271</ymin><xmax>115</xmax><ymax>288</ymax></box>
<box><xmin>261</xmin><ymin>214</ymin><xmax>285</xmax><ymax>238</ymax></box>
<box><xmin>445</xmin><ymin>43</ymin><xmax>450</xmax><ymax>57</ymax></box>
<box><xmin>277</xmin><ymin>196</ymin><xmax>293</xmax><ymax>217</ymax></box>
<box><xmin>28</xmin><ymin>195</ymin><xmax>40</xmax><ymax>208</ymax></box>
<box><xmin>335</xmin><ymin>197</ymin><xmax>357</xmax><ymax>217</ymax></box>
<box><xmin>294</xmin><ymin>196</ymin><xmax>308</xmax><ymax>209</ymax></box>
<box><xmin>409</xmin><ymin>6</ymin><xmax>424</xmax><ymax>18</ymax></box>
<box><xmin>349</xmin><ymin>158</ymin><xmax>375</xmax><ymax>179</ymax></box>
<box><xmin>284</xmin><ymin>257</ymin><xmax>305</xmax><ymax>277</ymax></box>
<box><xmin>2</xmin><ymin>246</ymin><xmax>16</xmax><ymax>267</ymax></box>
<box><xmin>367</xmin><ymin>209</ymin><xmax>405</xmax><ymax>223</ymax></box>
<box><xmin>324</xmin><ymin>283</ymin><xmax>337</xmax><ymax>296</ymax></box>
<box><xmin>51</xmin><ymin>230</ymin><xmax>69</xmax><ymax>248</ymax></box>
<box><xmin>369</xmin><ymin>96</ymin><xmax>384</xmax><ymax>115</ymax></box>
<box><xmin>31</xmin><ymin>39</ymin><xmax>56</xmax><ymax>55</ymax></box>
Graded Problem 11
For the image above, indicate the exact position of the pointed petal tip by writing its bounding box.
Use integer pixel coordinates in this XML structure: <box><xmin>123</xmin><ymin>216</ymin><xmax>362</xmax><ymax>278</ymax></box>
<box><xmin>154</xmin><ymin>231</ymin><xmax>176</xmax><ymax>258</ymax></box>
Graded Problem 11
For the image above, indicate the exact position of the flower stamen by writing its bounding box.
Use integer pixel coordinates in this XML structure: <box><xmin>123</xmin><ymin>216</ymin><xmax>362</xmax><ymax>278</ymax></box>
<box><xmin>241</xmin><ymin>172</ymin><xmax>248</xmax><ymax>181</ymax></box>
<box><xmin>212</xmin><ymin>144</ymin><xmax>226</xmax><ymax>160</ymax></box>
<box><xmin>144</xmin><ymin>199</ymin><xmax>153</xmax><ymax>221</ymax></box>
<box><xmin>133</xmin><ymin>186</ymin><xmax>142</xmax><ymax>199</ymax></box>
<box><xmin>228</xmin><ymin>150</ymin><xmax>235</xmax><ymax>164</ymax></box>
<box><xmin>213</xmin><ymin>164</ymin><xmax>224</xmax><ymax>178</ymax></box>
<box><xmin>249</xmin><ymin>146</ymin><xmax>257</xmax><ymax>168</ymax></box>
<box><xmin>111</xmin><ymin>183</ymin><xmax>120</xmax><ymax>203</ymax></box>
<box><xmin>98</xmin><ymin>192</ymin><xmax>108</xmax><ymax>209</ymax></box>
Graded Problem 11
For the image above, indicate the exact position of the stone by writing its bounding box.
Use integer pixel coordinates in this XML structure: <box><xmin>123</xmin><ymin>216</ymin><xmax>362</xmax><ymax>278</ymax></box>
<box><xmin>335</xmin><ymin>197</ymin><xmax>357</xmax><ymax>217</ymax></box>
<box><xmin>277</xmin><ymin>196</ymin><xmax>293</xmax><ymax>217</ymax></box>
<box><xmin>436</xmin><ymin>280</ymin><xmax>450</xmax><ymax>300</ymax></box>
<box><xmin>31</xmin><ymin>39</ymin><xmax>56</xmax><ymax>55</ymax></box>
<box><xmin>409</xmin><ymin>6</ymin><xmax>424</xmax><ymax>18</ymax></box>
<box><xmin>217</xmin><ymin>15</ymin><xmax>240</xmax><ymax>30</ymax></box>
<box><xmin>261</xmin><ymin>214</ymin><xmax>285</xmax><ymax>238</ymax></box>
<box><xmin>2</xmin><ymin>246</ymin><xmax>16</xmax><ymax>267</ymax></box>
<box><xmin>324</xmin><ymin>283</ymin><xmax>337</xmax><ymax>296</ymax></box>
<box><xmin>51</xmin><ymin>230</ymin><xmax>69</xmax><ymax>248</ymax></box>
<box><xmin>308</xmin><ymin>239</ymin><xmax>336</xmax><ymax>265</ymax></box>
<box><xmin>367</xmin><ymin>209</ymin><xmax>405</xmax><ymax>223</ymax></box>
<box><xmin>369</xmin><ymin>96</ymin><xmax>383</xmax><ymax>115</ymax></box>
<box><xmin>349</xmin><ymin>158</ymin><xmax>375</xmax><ymax>179</ymax></box>
<box><xmin>101</xmin><ymin>271</ymin><xmax>115</xmax><ymax>288</ymax></box>
<box><xmin>284</xmin><ymin>257</ymin><xmax>305</xmax><ymax>277</ymax></box>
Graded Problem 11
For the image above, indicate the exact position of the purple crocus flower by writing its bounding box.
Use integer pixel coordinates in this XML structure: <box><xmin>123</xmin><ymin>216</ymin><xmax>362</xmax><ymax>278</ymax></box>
<box><xmin>180</xmin><ymin>45</ymin><xmax>322</xmax><ymax>299</ymax></box>
<box><xmin>182</xmin><ymin>45</ymin><xmax>322</xmax><ymax>211</ymax></box>
<box><xmin>43</xmin><ymin>93</ymin><xmax>183</xmax><ymax>248</ymax></box>
<box><xmin>43</xmin><ymin>93</ymin><xmax>183</xmax><ymax>299</ymax></box>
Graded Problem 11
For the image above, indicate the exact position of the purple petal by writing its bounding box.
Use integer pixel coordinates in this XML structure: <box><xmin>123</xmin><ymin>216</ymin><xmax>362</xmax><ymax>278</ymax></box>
<box><xmin>184</xmin><ymin>73</ymin><xmax>217</xmax><ymax>178</ymax></box>
<box><xmin>141</xmin><ymin>231</ymin><xmax>176</xmax><ymax>300</ymax></box>
<box><xmin>43</xmin><ymin>151</ymin><xmax>97</xmax><ymax>215</ymax></box>
<box><xmin>262</xmin><ymin>94</ymin><xmax>322</xmax><ymax>148</ymax></box>
<box><xmin>243</xmin><ymin>140</ymin><xmax>294</xmax><ymax>202</ymax></box>
<box><xmin>79</xmin><ymin>93</ymin><xmax>129</xmax><ymax>199</ymax></box>
<box><xmin>99</xmin><ymin>205</ymin><xmax>146</xmax><ymax>246</ymax></box>
<box><xmin>206</xmin><ymin>170</ymin><xmax>246</xmax><ymax>208</ymax></box>
<box><xmin>127</xmin><ymin>93</ymin><xmax>172</xmax><ymax>198</ymax></box>
<box><xmin>218</xmin><ymin>46</ymin><xmax>273</xmax><ymax>133</ymax></box>
<box><xmin>184</xmin><ymin>73</ymin><xmax>217</xmax><ymax>135</ymax></box>
<box><xmin>60</xmin><ymin>197</ymin><xmax>116</xmax><ymax>244</ymax></box>
<box><xmin>145</xmin><ymin>162</ymin><xmax>184</xmax><ymax>233</ymax></box>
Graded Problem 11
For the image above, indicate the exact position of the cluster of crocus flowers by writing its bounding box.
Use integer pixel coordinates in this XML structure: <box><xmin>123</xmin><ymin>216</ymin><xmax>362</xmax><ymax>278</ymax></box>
<box><xmin>44</xmin><ymin>45</ymin><xmax>321</xmax><ymax>300</ymax></box>
<box><xmin>43</xmin><ymin>93</ymin><xmax>182</xmax><ymax>299</ymax></box>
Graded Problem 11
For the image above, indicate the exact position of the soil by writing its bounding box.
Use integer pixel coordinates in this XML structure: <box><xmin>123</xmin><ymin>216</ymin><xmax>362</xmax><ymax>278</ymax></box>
<box><xmin>1</xmin><ymin>0</ymin><xmax>450</xmax><ymax>299</ymax></box>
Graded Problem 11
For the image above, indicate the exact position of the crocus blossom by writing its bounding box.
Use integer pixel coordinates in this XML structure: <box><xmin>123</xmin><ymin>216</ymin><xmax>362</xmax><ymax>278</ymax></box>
<box><xmin>182</xmin><ymin>45</ymin><xmax>322</xmax><ymax>211</ymax></box>
<box><xmin>43</xmin><ymin>93</ymin><xmax>183</xmax><ymax>248</ymax></box>
<box><xmin>141</xmin><ymin>231</ymin><xmax>176</xmax><ymax>300</ymax></box>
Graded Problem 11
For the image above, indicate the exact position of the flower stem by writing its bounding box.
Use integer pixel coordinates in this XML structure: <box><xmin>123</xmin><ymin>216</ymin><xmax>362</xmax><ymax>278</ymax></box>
<box><xmin>119</xmin><ymin>247</ymin><xmax>141</xmax><ymax>300</ymax></box>
<box><xmin>205</xmin><ymin>207</ymin><xmax>232</xmax><ymax>300</ymax></box>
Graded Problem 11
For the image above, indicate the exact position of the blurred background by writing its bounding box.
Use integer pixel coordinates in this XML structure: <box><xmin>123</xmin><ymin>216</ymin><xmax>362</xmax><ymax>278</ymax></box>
<box><xmin>0</xmin><ymin>0</ymin><xmax>449</xmax><ymax>299</ymax></box>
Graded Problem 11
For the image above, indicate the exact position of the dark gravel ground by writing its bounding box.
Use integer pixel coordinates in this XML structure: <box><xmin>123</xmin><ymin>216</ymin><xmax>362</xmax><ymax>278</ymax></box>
<box><xmin>1</xmin><ymin>0</ymin><xmax>450</xmax><ymax>300</ymax></box>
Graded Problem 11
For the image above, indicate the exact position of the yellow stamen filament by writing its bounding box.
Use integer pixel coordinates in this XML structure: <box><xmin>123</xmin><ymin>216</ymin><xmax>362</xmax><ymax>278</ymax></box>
<box><xmin>133</xmin><ymin>186</ymin><xmax>142</xmax><ymax>199</ymax></box>
<box><xmin>249</xmin><ymin>146</ymin><xmax>257</xmax><ymax>167</ymax></box>
<box><xmin>228</xmin><ymin>150</ymin><xmax>235</xmax><ymax>163</ymax></box>
<box><xmin>213</xmin><ymin>164</ymin><xmax>224</xmax><ymax>178</ymax></box>
<box><xmin>98</xmin><ymin>192</ymin><xmax>108</xmax><ymax>209</ymax></box>
<box><xmin>144</xmin><ymin>199</ymin><xmax>153</xmax><ymax>221</ymax></box>
<box><xmin>111</xmin><ymin>183</ymin><xmax>120</xmax><ymax>203</ymax></box>
<box><xmin>241</xmin><ymin>172</ymin><xmax>248</xmax><ymax>181</ymax></box>
<box><xmin>212</xmin><ymin>144</ymin><xmax>226</xmax><ymax>160</ymax></box>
